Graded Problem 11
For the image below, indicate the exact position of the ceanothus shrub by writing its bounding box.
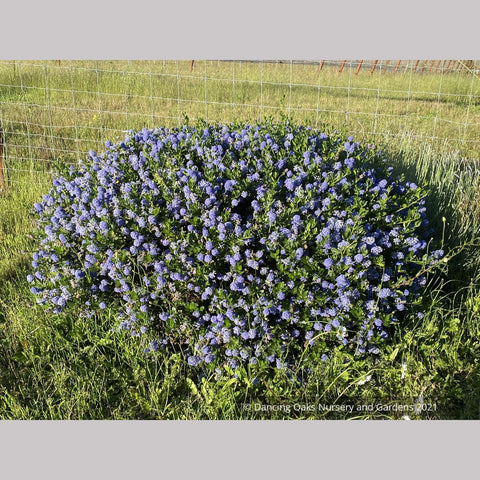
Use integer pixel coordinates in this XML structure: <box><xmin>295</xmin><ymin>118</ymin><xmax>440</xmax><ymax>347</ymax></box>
<box><xmin>28</xmin><ymin>121</ymin><xmax>443</xmax><ymax>375</ymax></box>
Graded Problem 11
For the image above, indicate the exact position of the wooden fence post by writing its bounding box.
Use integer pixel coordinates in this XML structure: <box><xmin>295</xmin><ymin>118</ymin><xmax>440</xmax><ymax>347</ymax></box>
<box><xmin>394</xmin><ymin>60</ymin><xmax>401</xmax><ymax>74</ymax></box>
<box><xmin>338</xmin><ymin>60</ymin><xmax>346</xmax><ymax>73</ymax></box>
<box><xmin>383</xmin><ymin>60</ymin><xmax>390</xmax><ymax>72</ymax></box>
<box><xmin>0</xmin><ymin>128</ymin><xmax>6</xmax><ymax>191</ymax></box>
<box><xmin>318</xmin><ymin>60</ymin><xmax>324</xmax><ymax>72</ymax></box>
<box><xmin>370</xmin><ymin>60</ymin><xmax>378</xmax><ymax>74</ymax></box>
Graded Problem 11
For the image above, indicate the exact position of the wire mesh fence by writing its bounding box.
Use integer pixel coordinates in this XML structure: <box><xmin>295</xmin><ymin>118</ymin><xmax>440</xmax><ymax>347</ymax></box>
<box><xmin>0</xmin><ymin>59</ymin><xmax>479</xmax><ymax>188</ymax></box>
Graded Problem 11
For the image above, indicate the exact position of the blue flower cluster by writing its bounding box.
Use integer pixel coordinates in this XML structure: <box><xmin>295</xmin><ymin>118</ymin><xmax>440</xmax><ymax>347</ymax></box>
<box><xmin>28</xmin><ymin>121</ymin><xmax>443</xmax><ymax>374</ymax></box>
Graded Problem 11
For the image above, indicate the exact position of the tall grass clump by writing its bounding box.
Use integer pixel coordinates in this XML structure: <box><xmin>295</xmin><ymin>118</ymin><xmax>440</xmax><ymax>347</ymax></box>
<box><xmin>27</xmin><ymin>120</ymin><xmax>445</xmax><ymax>380</ymax></box>
<box><xmin>380</xmin><ymin>135</ymin><xmax>480</xmax><ymax>286</ymax></box>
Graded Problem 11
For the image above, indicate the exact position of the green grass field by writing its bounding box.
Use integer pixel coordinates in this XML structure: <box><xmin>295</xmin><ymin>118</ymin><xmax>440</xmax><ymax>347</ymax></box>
<box><xmin>0</xmin><ymin>60</ymin><xmax>479</xmax><ymax>419</ymax></box>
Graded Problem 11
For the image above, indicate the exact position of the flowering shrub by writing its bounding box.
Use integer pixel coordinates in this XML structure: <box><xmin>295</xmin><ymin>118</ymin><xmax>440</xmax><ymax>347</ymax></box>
<box><xmin>28</xmin><ymin>121</ymin><xmax>443</xmax><ymax>375</ymax></box>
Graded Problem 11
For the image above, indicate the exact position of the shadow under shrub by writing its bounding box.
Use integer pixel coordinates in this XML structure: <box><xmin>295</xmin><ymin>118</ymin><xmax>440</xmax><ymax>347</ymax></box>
<box><xmin>28</xmin><ymin>120</ymin><xmax>444</xmax><ymax>378</ymax></box>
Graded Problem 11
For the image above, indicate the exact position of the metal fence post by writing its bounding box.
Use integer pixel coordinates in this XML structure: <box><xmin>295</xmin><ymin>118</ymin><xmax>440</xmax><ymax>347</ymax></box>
<box><xmin>355</xmin><ymin>60</ymin><xmax>363</xmax><ymax>75</ymax></box>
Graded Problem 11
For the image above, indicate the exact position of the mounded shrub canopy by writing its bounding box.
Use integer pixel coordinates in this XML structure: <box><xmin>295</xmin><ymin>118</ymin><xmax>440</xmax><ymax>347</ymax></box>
<box><xmin>29</xmin><ymin>121</ymin><xmax>443</xmax><ymax>374</ymax></box>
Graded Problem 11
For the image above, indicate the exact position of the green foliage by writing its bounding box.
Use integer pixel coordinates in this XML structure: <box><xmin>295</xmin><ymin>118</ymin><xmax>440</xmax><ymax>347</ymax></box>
<box><xmin>28</xmin><ymin>122</ymin><xmax>446</xmax><ymax>382</ymax></box>
<box><xmin>0</xmin><ymin>61</ymin><xmax>479</xmax><ymax>419</ymax></box>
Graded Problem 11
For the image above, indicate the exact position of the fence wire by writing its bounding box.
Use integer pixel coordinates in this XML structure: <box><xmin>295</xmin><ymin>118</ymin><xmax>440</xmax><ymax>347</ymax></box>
<box><xmin>0</xmin><ymin>60</ymin><xmax>479</xmax><ymax>187</ymax></box>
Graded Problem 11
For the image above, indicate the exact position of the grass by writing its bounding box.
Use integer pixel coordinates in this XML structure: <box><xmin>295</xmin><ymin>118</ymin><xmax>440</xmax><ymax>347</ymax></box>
<box><xmin>1</xmin><ymin>60</ymin><xmax>479</xmax><ymax>174</ymax></box>
<box><xmin>0</xmin><ymin>60</ymin><xmax>480</xmax><ymax>419</ymax></box>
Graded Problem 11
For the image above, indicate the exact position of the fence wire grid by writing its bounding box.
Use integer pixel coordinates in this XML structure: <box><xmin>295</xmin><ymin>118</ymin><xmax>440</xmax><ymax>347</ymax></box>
<box><xmin>0</xmin><ymin>59</ymin><xmax>479</xmax><ymax>187</ymax></box>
